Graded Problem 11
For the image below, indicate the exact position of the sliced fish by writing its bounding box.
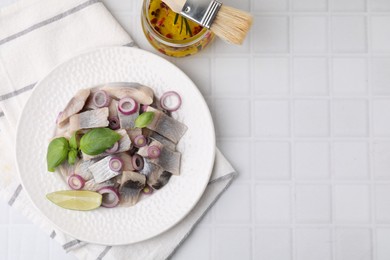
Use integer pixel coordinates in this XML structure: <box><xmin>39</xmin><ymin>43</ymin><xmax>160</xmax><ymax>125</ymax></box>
<box><xmin>139</xmin><ymin>159</ymin><xmax>162</xmax><ymax>178</ymax></box>
<box><xmin>84</xmin><ymin>178</ymin><xmax>116</xmax><ymax>191</ymax></box>
<box><xmin>116</xmin><ymin>129</ymin><xmax>132</xmax><ymax>153</ymax></box>
<box><xmin>101</xmin><ymin>82</ymin><xmax>154</xmax><ymax>105</ymax></box>
<box><xmin>143</xmin><ymin>129</ymin><xmax>176</xmax><ymax>151</ymax></box>
<box><xmin>146</xmin><ymin>107</ymin><xmax>187</xmax><ymax>144</ymax></box>
<box><xmin>118</xmin><ymin>110</ymin><xmax>139</xmax><ymax>129</ymax></box>
<box><xmin>69</xmin><ymin>107</ymin><xmax>109</xmax><ymax>132</ymax></box>
<box><xmin>119</xmin><ymin>171</ymin><xmax>146</xmax><ymax>206</ymax></box>
<box><xmin>117</xmin><ymin>153</ymin><xmax>134</xmax><ymax>171</ymax></box>
<box><xmin>57</xmin><ymin>88</ymin><xmax>90</xmax><ymax>125</ymax></box>
<box><xmin>150</xmin><ymin>147</ymin><xmax>181</xmax><ymax>176</ymax></box>
<box><xmin>147</xmin><ymin>170</ymin><xmax>172</xmax><ymax>190</ymax></box>
<box><xmin>74</xmin><ymin>160</ymin><xmax>95</xmax><ymax>181</ymax></box>
<box><xmin>126</xmin><ymin>128</ymin><xmax>142</xmax><ymax>143</ymax></box>
<box><xmin>88</xmin><ymin>156</ymin><xmax>121</xmax><ymax>183</ymax></box>
<box><xmin>108</xmin><ymin>99</ymin><xmax>119</xmax><ymax>118</ymax></box>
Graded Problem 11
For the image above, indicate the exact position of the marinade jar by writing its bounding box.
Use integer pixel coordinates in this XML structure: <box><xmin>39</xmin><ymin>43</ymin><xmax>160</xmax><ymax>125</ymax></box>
<box><xmin>141</xmin><ymin>0</ymin><xmax>215</xmax><ymax>57</ymax></box>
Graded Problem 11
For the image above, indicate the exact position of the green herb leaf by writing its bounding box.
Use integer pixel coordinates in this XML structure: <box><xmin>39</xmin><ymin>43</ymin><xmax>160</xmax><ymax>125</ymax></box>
<box><xmin>47</xmin><ymin>137</ymin><xmax>69</xmax><ymax>172</ymax></box>
<box><xmin>180</xmin><ymin>16</ymin><xmax>184</xmax><ymax>34</ymax></box>
<box><xmin>79</xmin><ymin>128</ymin><xmax>121</xmax><ymax>155</ymax></box>
<box><xmin>135</xmin><ymin>112</ymin><xmax>155</xmax><ymax>129</ymax></box>
<box><xmin>68</xmin><ymin>149</ymin><xmax>78</xmax><ymax>165</ymax></box>
<box><xmin>184</xmin><ymin>18</ymin><xmax>193</xmax><ymax>37</ymax></box>
<box><xmin>69</xmin><ymin>131</ymin><xmax>79</xmax><ymax>150</ymax></box>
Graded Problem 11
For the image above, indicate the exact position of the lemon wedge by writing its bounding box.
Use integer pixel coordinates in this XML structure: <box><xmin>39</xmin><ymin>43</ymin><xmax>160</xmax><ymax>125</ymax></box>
<box><xmin>46</xmin><ymin>190</ymin><xmax>102</xmax><ymax>211</ymax></box>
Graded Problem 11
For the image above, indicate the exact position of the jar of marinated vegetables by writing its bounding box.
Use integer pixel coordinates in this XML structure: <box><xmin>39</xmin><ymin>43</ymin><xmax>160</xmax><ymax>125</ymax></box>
<box><xmin>141</xmin><ymin>0</ymin><xmax>215</xmax><ymax>57</ymax></box>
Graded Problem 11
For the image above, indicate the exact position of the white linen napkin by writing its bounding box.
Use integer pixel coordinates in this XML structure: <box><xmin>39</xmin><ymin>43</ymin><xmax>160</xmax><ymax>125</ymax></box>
<box><xmin>0</xmin><ymin>0</ymin><xmax>236</xmax><ymax>259</ymax></box>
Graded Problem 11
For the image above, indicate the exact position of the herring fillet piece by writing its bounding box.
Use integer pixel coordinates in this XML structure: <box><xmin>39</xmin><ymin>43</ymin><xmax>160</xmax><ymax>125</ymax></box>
<box><xmin>118</xmin><ymin>153</ymin><xmax>134</xmax><ymax>171</ymax></box>
<box><xmin>116</xmin><ymin>129</ymin><xmax>132</xmax><ymax>152</ymax></box>
<box><xmin>117</xmin><ymin>105</ymin><xmax>139</xmax><ymax>129</ymax></box>
<box><xmin>84</xmin><ymin>178</ymin><xmax>116</xmax><ymax>191</ymax></box>
<box><xmin>57</xmin><ymin>88</ymin><xmax>90</xmax><ymax>125</ymax></box>
<box><xmin>151</xmin><ymin>147</ymin><xmax>181</xmax><ymax>176</ymax></box>
<box><xmin>147</xmin><ymin>170</ymin><xmax>172</xmax><ymax>190</ymax></box>
<box><xmin>74</xmin><ymin>160</ymin><xmax>95</xmax><ymax>181</ymax></box>
<box><xmin>137</xmin><ymin>139</ymin><xmax>163</xmax><ymax>158</ymax></box>
<box><xmin>126</xmin><ymin>128</ymin><xmax>142</xmax><ymax>143</ymax></box>
<box><xmin>69</xmin><ymin>107</ymin><xmax>109</xmax><ymax>132</ymax></box>
<box><xmin>143</xmin><ymin>129</ymin><xmax>176</xmax><ymax>151</ymax></box>
<box><xmin>108</xmin><ymin>99</ymin><xmax>119</xmax><ymax>118</ymax></box>
<box><xmin>88</xmin><ymin>156</ymin><xmax>120</xmax><ymax>183</ymax></box>
<box><xmin>139</xmin><ymin>159</ymin><xmax>162</xmax><ymax>178</ymax></box>
<box><xmin>119</xmin><ymin>171</ymin><xmax>146</xmax><ymax>206</ymax></box>
<box><xmin>101</xmin><ymin>83</ymin><xmax>154</xmax><ymax>105</ymax></box>
<box><xmin>146</xmin><ymin>107</ymin><xmax>187</xmax><ymax>144</ymax></box>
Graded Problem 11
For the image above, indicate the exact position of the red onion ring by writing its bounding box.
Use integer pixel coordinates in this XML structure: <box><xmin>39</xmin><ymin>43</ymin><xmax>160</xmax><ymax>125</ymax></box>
<box><xmin>109</xmin><ymin>157</ymin><xmax>123</xmax><ymax>172</ymax></box>
<box><xmin>118</xmin><ymin>97</ymin><xmax>138</xmax><ymax>115</ymax></box>
<box><xmin>106</xmin><ymin>142</ymin><xmax>119</xmax><ymax>154</ymax></box>
<box><xmin>108</xmin><ymin>116</ymin><xmax>120</xmax><ymax>130</ymax></box>
<box><xmin>93</xmin><ymin>90</ymin><xmax>111</xmax><ymax>108</ymax></box>
<box><xmin>141</xmin><ymin>105</ymin><xmax>149</xmax><ymax>113</ymax></box>
<box><xmin>132</xmin><ymin>154</ymin><xmax>144</xmax><ymax>171</ymax></box>
<box><xmin>147</xmin><ymin>145</ymin><xmax>161</xmax><ymax>159</ymax></box>
<box><xmin>134</xmin><ymin>135</ymin><xmax>147</xmax><ymax>148</ymax></box>
<box><xmin>67</xmin><ymin>174</ymin><xmax>85</xmax><ymax>190</ymax></box>
<box><xmin>97</xmin><ymin>187</ymin><xmax>120</xmax><ymax>208</ymax></box>
<box><xmin>142</xmin><ymin>185</ymin><xmax>153</xmax><ymax>195</ymax></box>
<box><xmin>160</xmin><ymin>91</ymin><xmax>181</xmax><ymax>112</ymax></box>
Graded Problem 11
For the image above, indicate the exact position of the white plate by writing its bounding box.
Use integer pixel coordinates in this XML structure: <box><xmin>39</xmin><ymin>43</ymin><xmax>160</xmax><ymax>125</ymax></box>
<box><xmin>15</xmin><ymin>47</ymin><xmax>215</xmax><ymax>245</ymax></box>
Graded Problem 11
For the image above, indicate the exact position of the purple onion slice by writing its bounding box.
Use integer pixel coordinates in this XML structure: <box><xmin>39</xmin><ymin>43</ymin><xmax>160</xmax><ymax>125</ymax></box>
<box><xmin>93</xmin><ymin>90</ymin><xmax>111</xmax><ymax>108</ymax></box>
<box><xmin>141</xmin><ymin>105</ymin><xmax>149</xmax><ymax>113</ymax></box>
<box><xmin>142</xmin><ymin>185</ymin><xmax>153</xmax><ymax>195</ymax></box>
<box><xmin>134</xmin><ymin>135</ymin><xmax>147</xmax><ymax>148</ymax></box>
<box><xmin>97</xmin><ymin>187</ymin><xmax>120</xmax><ymax>208</ymax></box>
<box><xmin>106</xmin><ymin>142</ymin><xmax>119</xmax><ymax>154</ymax></box>
<box><xmin>68</xmin><ymin>174</ymin><xmax>85</xmax><ymax>190</ymax></box>
<box><xmin>108</xmin><ymin>116</ymin><xmax>120</xmax><ymax>130</ymax></box>
<box><xmin>147</xmin><ymin>145</ymin><xmax>161</xmax><ymax>159</ymax></box>
<box><xmin>109</xmin><ymin>157</ymin><xmax>123</xmax><ymax>172</ymax></box>
<box><xmin>132</xmin><ymin>154</ymin><xmax>144</xmax><ymax>171</ymax></box>
<box><xmin>160</xmin><ymin>91</ymin><xmax>181</xmax><ymax>112</ymax></box>
<box><xmin>118</xmin><ymin>97</ymin><xmax>138</xmax><ymax>115</ymax></box>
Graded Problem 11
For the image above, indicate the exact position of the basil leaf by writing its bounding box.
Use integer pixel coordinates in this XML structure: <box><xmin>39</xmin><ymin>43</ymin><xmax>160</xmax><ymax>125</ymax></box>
<box><xmin>135</xmin><ymin>112</ymin><xmax>155</xmax><ymax>128</ymax></box>
<box><xmin>47</xmin><ymin>137</ymin><xmax>69</xmax><ymax>172</ymax></box>
<box><xmin>68</xmin><ymin>149</ymin><xmax>78</xmax><ymax>165</ymax></box>
<box><xmin>79</xmin><ymin>128</ymin><xmax>121</xmax><ymax>155</ymax></box>
<box><xmin>69</xmin><ymin>131</ymin><xmax>79</xmax><ymax>150</ymax></box>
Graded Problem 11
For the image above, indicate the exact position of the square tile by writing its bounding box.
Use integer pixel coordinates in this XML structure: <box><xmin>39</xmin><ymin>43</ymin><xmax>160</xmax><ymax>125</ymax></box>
<box><xmin>332</xmin><ymin>58</ymin><xmax>367</xmax><ymax>95</ymax></box>
<box><xmin>253</xmin><ymin>0</ymin><xmax>288</xmax><ymax>11</ymax></box>
<box><xmin>293</xmin><ymin>17</ymin><xmax>327</xmax><ymax>53</ymax></box>
<box><xmin>254</xmin><ymin>57</ymin><xmax>290</xmax><ymax>95</ymax></box>
<box><xmin>370</xmin><ymin>0</ymin><xmax>390</xmax><ymax>11</ymax></box>
<box><xmin>214</xmin><ymin>99</ymin><xmax>251</xmax><ymax>137</ymax></box>
<box><xmin>296</xmin><ymin>228</ymin><xmax>332</xmax><ymax>260</ymax></box>
<box><xmin>215</xmin><ymin>58</ymin><xmax>250</xmax><ymax>95</ymax></box>
<box><xmin>331</xmin><ymin>16</ymin><xmax>367</xmax><ymax>53</ymax></box>
<box><xmin>377</xmin><ymin>228</ymin><xmax>390</xmax><ymax>260</ymax></box>
<box><xmin>335</xmin><ymin>228</ymin><xmax>372</xmax><ymax>260</ymax></box>
<box><xmin>254</xmin><ymin>142</ymin><xmax>291</xmax><ymax>180</ymax></box>
<box><xmin>330</xmin><ymin>0</ymin><xmax>366</xmax><ymax>11</ymax></box>
<box><xmin>293</xmin><ymin>0</ymin><xmax>327</xmax><ymax>11</ymax></box>
<box><xmin>172</xmin><ymin>228</ymin><xmax>211</xmax><ymax>260</ymax></box>
<box><xmin>294</xmin><ymin>100</ymin><xmax>330</xmax><ymax>137</ymax></box>
<box><xmin>214</xmin><ymin>36</ymin><xmax>250</xmax><ymax>54</ymax></box>
<box><xmin>254</xmin><ymin>228</ymin><xmax>291</xmax><ymax>260</ymax></box>
<box><xmin>373</xmin><ymin>100</ymin><xmax>390</xmax><ymax>136</ymax></box>
<box><xmin>0</xmin><ymin>227</ymin><xmax>7</xmax><ymax>259</ymax></box>
<box><xmin>218</xmin><ymin>0</ymin><xmax>250</xmax><ymax>10</ymax></box>
<box><xmin>293</xmin><ymin>58</ymin><xmax>328</xmax><ymax>95</ymax></box>
<box><xmin>375</xmin><ymin>185</ymin><xmax>390</xmax><ymax>223</ymax></box>
<box><xmin>176</xmin><ymin>58</ymin><xmax>211</xmax><ymax>96</ymax></box>
<box><xmin>333</xmin><ymin>142</ymin><xmax>369</xmax><ymax>180</ymax></box>
<box><xmin>253</xmin><ymin>16</ymin><xmax>289</xmax><ymax>53</ymax></box>
<box><xmin>254</xmin><ymin>100</ymin><xmax>290</xmax><ymax>137</ymax></box>
<box><xmin>374</xmin><ymin>142</ymin><xmax>390</xmax><ymax>179</ymax></box>
<box><xmin>215</xmin><ymin>184</ymin><xmax>251</xmax><ymax>223</ymax></box>
<box><xmin>215</xmin><ymin>228</ymin><xmax>251</xmax><ymax>260</ymax></box>
<box><xmin>371</xmin><ymin>17</ymin><xmax>390</xmax><ymax>52</ymax></box>
<box><xmin>295</xmin><ymin>185</ymin><xmax>331</xmax><ymax>223</ymax></box>
<box><xmin>9</xmin><ymin>226</ymin><xmax>49</xmax><ymax>260</ymax></box>
<box><xmin>334</xmin><ymin>185</ymin><xmax>370</xmax><ymax>223</ymax></box>
<box><xmin>371</xmin><ymin>58</ymin><xmax>390</xmax><ymax>95</ymax></box>
<box><xmin>0</xmin><ymin>202</ymin><xmax>9</xmax><ymax>225</ymax></box>
<box><xmin>332</xmin><ymin>100</ymin><xmax>368</xmax><ymax>137</ymax></box>
<box><xmin>217</xmin><ymin>140</ymin><xmax>251</xmax><ymax>180</ymax></box>
<box><xmin>294</xmin><ymin>142</ymin><xmax>330</xmax><ymax>180</ymax></box>
<box><xmin>255</xmin><ymin>185</ymin><xmax>291</xmax><ymax>223</ymax></box>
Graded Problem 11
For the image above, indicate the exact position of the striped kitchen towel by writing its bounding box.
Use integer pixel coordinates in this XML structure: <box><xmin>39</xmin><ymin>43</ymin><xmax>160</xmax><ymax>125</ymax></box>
<box><xmin>0</xmin><ymin>0</ymin><xmax>236</xmax><ymax>259</ymax></box>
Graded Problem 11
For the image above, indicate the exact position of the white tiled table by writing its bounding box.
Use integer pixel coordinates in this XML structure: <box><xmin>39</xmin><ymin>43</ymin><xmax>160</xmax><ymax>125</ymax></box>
<box><xmin>1</xmin><ymin>0</ymin><xmax>390</xmax><ymax>259</ymax></box>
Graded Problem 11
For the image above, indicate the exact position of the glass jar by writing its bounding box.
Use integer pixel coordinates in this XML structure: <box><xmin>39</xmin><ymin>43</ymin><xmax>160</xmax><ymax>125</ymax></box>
<box><xmin>141</xmin><ymin>0</ymin><xmax>215</xmax><ymax>57</ymax></box>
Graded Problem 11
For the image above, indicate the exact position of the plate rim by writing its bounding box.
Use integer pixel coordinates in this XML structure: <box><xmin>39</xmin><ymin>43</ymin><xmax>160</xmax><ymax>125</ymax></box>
<box><xmin>14</xmin><ymin>46</ymin><xmax>216</xmax><ymax>245</ymax></box>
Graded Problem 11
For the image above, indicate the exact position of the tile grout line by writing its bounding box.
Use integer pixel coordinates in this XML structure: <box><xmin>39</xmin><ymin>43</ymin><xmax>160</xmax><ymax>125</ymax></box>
<box><xmin>366</xmin><ymin>0</ymin><xmax>377</xmax><ymax>258</ymax></box>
